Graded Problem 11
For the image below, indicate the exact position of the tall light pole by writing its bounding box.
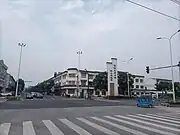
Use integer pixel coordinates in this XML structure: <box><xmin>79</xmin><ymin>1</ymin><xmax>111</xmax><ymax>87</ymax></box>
<box><xmin>157</xmin><ymin>29</ymin><xmax>180</xmax><ymax>102</ymax></box>
<box><xmin>15</xmin><ymin>43</ymin><xmax>26</xmax><ymax>97</ymax></box>
<box><xmin>123</xmin><ymin>57</ymin><xmax>134</xmax><ymax>97</ymax></box>
<box><xmin>76</xmin><ymin>51</ymin><xmax>82</xmax><ymax>97</ymax></box>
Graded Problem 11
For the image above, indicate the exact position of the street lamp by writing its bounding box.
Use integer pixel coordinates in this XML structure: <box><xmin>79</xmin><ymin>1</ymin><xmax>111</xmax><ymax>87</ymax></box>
<box><xmin>122</xmin><ymin>57</ymin><xmax>134</xmax><ymax>97</ymax></box>
<box><xmin>157</xmin><ymin>29</ymin><xmax>180</xmax><ymax>102</ymax></box>
<box><xmin>76</xmin><ymin>51</ymin><xmax>82</xmax><ymax>97</ymax></box>
<box><xmin>15</xmin><ymin>43</ymin><xmax>26</xmax><ymax>97</ymax></box>
<box><xmin>85</xmin><ymin>69</ymin><xmax>90</xmax><ymax>99</ymax></box>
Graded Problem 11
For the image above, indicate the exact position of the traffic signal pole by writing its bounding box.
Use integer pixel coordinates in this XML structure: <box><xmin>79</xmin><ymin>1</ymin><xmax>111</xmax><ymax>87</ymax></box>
<box><xmin>146</xmin><ymin>62</ymin><xmax>180</xmax><ymax>103</ymax></box>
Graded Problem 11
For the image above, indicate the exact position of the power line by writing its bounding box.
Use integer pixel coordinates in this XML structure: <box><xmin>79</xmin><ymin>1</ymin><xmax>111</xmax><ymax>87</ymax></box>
<box><xmin>169</xmin><ymin>0</ymin><xmax>180</xmax><ymax>5</ymax></box>
<box><xmin>125</xmin><ymin>0</ymin><xmax>180</xmax><ymax>22</ymax></box>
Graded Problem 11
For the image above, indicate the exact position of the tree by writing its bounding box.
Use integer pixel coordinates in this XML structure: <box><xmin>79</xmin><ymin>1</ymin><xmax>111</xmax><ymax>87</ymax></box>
<box><xmin>155</xmin><ymin>81</ymin><xmax>172</xmax><ymax>91</ymax></box>
<box><xmin>93</xmin><ymin>72</ymin><xmax>107</xmax><ymax>92</ymax></box>
<box><xmin>118</xmin><ymin>71</ymin><xmax>134</xmax><ymax>95</ymax></box>
<box><xmin>15</xmin><ymin>78</ymin><xmax>25</xmax><ymax>93</ymax></box>
<box><xmin>175</xmin><ymin>82</ymin><xmax>180</xmax><ymax>98</ymax></box>
<box><xmin>93</xmin><ymin>71</ymin><xmax>134</xmax><ymax>96</ymax></box>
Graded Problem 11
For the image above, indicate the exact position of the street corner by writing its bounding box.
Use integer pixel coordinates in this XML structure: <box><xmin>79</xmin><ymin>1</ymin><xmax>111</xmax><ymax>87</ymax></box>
<box><xmin>155</xmin><ymin>105</ymin><xmax>180</xmax><ymax>113</ymax></box>
<box><xmin>0</xmin><ymin>97</ymin><xmax>7</xmax><ymax>104</ymax></box>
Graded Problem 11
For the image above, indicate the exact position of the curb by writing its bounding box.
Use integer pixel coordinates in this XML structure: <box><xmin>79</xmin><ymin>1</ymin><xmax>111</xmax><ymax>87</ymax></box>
<box><xmin>0</xmin><ymin>98</ymin><xmax>7</xmax><ymax>104</ymax></box>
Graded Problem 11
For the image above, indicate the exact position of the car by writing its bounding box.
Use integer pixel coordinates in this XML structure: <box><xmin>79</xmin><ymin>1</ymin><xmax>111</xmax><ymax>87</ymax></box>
<box><xmin>0</xmin><ymin>92</ymin><xmax>12</xmax><ymax>97</ymax></box>
<box><xmin>26</xmin><ymin>93</ymin><xmax>33</xmax><ymax>99</ymax></box>
<box><xmin>34</xmin><ymin>92</ymin><xmax>43</xmax><ymax>98</ymax></box>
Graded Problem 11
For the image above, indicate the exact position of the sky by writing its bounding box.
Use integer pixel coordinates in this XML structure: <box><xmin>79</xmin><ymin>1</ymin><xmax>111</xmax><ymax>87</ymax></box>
<box><xmin>0</xmin><ymin>0</ymin><xmax>180</xmax><ymax>85</ymax></box>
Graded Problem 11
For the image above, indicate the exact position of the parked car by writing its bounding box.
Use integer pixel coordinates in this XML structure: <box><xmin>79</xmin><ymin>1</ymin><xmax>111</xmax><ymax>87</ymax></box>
<box><xmin>0</xmin><ymin>92</ymin><xmax>12</xmax><ymax>97</ymax></box>
<box><xmin>26</xmin><ymin>93</ymin><xmax>33</xmax><ymax>99</ymax></box>
<box><xmin>34</xmin><ymin>92</ymin><xmax>43</xmax><ymax>98</ymax></box>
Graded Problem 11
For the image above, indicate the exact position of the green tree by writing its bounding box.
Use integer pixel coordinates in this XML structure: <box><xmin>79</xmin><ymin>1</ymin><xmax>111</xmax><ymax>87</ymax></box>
<box><xmin>118</xmin><ymin>71</ymin><xmax>134</xmax><ymax>95</ymax></box>
<box><xmin>155</xmin><ymin>81</ymin><xmax>172</xmax><ymax>91</ymax></box>
<box><xmin>175</xmin><ymin>82</ymin><xmax>180</xmax><ymax>98</ymax></box>
<box><xmin>15</xmin><ymin>78</ymin><xmax>25</xmax><ymax>93</ymax></box>
<box><xmin>93</xmin><ymin>72</ymin><xmax>107</xmax><ymax>91</ymax></box>
<box><xmin>93</xmin><ymin>71</ymin><xmax>134</xmax><ymax>95</ymax></box>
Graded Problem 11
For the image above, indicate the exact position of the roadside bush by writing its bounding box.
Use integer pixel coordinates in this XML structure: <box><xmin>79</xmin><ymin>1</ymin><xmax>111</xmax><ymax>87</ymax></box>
<box><xmin>103</xmin><ymin>96</ymin><xmax>136</xmax><ymax>100</ymax></box>
<box><xmin>7</xmin><ymin>96</ymin><xmax>21</xmax><ymax>101</ymax></box>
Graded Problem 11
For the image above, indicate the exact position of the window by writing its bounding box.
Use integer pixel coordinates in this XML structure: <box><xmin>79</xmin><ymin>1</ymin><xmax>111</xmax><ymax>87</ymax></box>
<box><xmin>95</xmin><ymin>91</ymin><xmax>100</xmax><ymax>95</ymax></box>
<box><xmin>136</xmin><ymin>92</ymin><xmax>139</xmax><ymax>95</ymax></box>
<box><xmin>88</xmin><ymin>75</ymin><xmax>94</xmax><ymax>79</ymax></box>
<box><xmin>140</xmin><ymin>79</ymin><xmax>143</xmax><ymax>83</ymax></box>
<box><xmin>81</xmin><ymin>80</ymin><xmax>86</xmax><ymax>86</ymax></box>
<box><xmin>136</xmin><ymin>85</ymin><xmax>139</xmax><ymax>88</ymax></box>
<box><xmin>131</xmin><ymin>85</ymin><xmax>134</xmax><ymax>88</ymax></box>
<box><xmin>135</xmin><ymin>79</ymin><xmax>139</xmax><ymax>82</ymax></box>
<box><xmin>102</xmin><ymin>91</ymin><xmax>106</xmax><ymax>95</ymax></box>
<box><xmin>68</xmin><ymin>81</ymin><xmax>75</xmax><ymax>85</ymax></box>
<box><xmin>140</xmin><ymin>85</ymin><xmax>144</xmax><ymax>89</ymax></box>
<box><xmin>63</xmin><ymin>75</ymin><xmax>66</xmax><ymax>79</ymax></box>
<box><xmin>88</xmin><ymin>82</ymin><xmax>93</xmax><ymax>86</ymax></box>
<box><xmin>69</xmin><ymin>73</ymin><xmax>76</xmax><ymax>78</ymax></box>
<box><xmin>81</xmin><ymin>73</ymin><xmax>86</xmax><ymax>78</ymax></box>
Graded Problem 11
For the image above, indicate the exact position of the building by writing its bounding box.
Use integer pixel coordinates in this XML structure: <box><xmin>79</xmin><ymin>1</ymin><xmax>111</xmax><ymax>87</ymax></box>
<box><xmin>0</xmin><ymin>60</ymin><xmax>8</xmax><ymax>92</ymax></box>
<box><xmin>5</xmin><ymin>74</ymin><xmax>16</xmax><ymax>91</ymax></box>
<box><xmin>131</xmin><ymin>75</ymin><xmax>173</xmax><ymax>98</ymax></box>
<box><xmin>54</xmin><ymin>68</ymin><xmax>100</xmax><ymax>97</ymax></box>
<box><xmin>106</xmin><ymin>58</ymin><xmax>118</xmax><ymax>96</ymax></box>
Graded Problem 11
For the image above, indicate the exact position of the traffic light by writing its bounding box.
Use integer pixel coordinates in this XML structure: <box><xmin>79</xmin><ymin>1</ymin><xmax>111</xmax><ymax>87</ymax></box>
<box><xmin>146</xmin><ymin>66</ymin><xmax>150</xmax><ymax>74</ymax></box>
<box><xmin>178</xmin><ymin>61</ymin><xmax>180</xmax><ymax>67</ymax></box>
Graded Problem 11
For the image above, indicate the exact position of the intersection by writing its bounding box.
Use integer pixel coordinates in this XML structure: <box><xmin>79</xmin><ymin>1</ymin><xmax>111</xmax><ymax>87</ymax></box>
<box><xmin>0</xmin><ymin>96</ymin><xmax>180</xmax><ymax>135</ymax></box>
<box><xmin>0</xmin><ymin>105</ymin><xmax>180</xmax><ymax>135</ymax></box>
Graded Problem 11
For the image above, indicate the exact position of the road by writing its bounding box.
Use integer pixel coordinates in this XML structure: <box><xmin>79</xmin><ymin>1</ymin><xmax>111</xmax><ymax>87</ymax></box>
<box><xmin>0</xmin><ymin>96</ymin><xmax>136</xmax><ymax>109</ymax></box>
<box><xmin>0</xmin><ymin>96</ymin><xmax>180</xmax><ymax>135</ymax></box>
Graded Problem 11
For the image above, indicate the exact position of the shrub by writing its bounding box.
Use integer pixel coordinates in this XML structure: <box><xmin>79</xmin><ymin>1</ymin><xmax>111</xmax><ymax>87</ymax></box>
<box><xmin>7</xmin><ymin>96</ymin><xmax>21</xmax><ymax>101</ymax></box>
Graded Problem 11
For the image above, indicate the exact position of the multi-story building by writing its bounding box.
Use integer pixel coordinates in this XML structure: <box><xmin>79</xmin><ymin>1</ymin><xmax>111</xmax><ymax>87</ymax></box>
<box><xmin>5</xmin><ymin>74</ymin><xmax>16</xmax><ymax>91</ymax></box>
<box><xmin>54</xmin><ymin>68</ymin><xmax>100</xmax><ymax>97</ymax></box>
<box><xmin>0</xmin><ymin>60</ymin><xmax>8</xmax><ymax>92</ymax></box>
<box><xmin>131</xmin><ymin>75</ymin><xmax>173</xmax><ymax>98</ymax></box>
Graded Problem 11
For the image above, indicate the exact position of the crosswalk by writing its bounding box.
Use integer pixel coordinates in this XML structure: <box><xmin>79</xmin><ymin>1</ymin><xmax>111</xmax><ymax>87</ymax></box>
<box><xmin>0</xmin><ymin>112</ymin><xmax>180</xmax><ymax>135</ymax></box>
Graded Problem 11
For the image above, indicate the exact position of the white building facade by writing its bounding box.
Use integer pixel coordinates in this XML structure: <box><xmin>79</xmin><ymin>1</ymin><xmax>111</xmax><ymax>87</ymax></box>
<box><xmin>0</xmin><ymin>60</ymin><xmax>8</xmax><ymax>92</ymax></box>
<box><xmin>54</xmin><ymin>68</ymin><xmax>100</xmax><ymax>97</ymax></box>
<box><xmin>131</xmin><ymin>75</ymin><xmax>173</xmax><ymax>98</ymax></box>
<box><xmin>106</xmin><ymin>58</ymin><xmax>118</xmax><ymax>96</ymax></box>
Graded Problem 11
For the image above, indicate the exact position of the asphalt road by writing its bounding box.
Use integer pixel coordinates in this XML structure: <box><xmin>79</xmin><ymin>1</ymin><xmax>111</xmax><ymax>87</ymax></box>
<box><xmin>0</xmin><ymin>104</ymin><xmax>180</xmax><ymax>135</ymax></box>
<box><xmin>1</xmin><ymin>96</ymin><xmax>180</xmax><ymax>135</ymax></box>
<box><xmin>0</xmin><ymin>96</ymin><xmax>137</xmax><ymax>109</ymax></box>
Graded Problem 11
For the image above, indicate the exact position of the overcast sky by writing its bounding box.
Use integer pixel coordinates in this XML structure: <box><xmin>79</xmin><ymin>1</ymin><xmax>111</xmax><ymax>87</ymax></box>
<box><xmin>0</xmin><ymin>0</ymin><xmax>180</xmax><ymax>85</ymax></box>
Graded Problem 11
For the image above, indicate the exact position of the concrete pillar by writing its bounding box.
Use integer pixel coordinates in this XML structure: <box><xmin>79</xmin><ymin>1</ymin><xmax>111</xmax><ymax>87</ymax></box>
<box><xmin>106</xmin><ymin>58</ymin><xmax>118</xmax><ymax>96</ymax></box>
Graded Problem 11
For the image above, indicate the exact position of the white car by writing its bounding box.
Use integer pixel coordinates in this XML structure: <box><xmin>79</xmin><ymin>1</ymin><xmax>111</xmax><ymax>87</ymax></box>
<box><xmin>0</xmin><ymin>92</ymin><xmax>12</xmax><ymax>97</ymax></box>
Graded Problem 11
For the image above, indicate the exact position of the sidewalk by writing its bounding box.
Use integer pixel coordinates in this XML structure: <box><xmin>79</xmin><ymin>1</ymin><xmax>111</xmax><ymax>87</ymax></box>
<box><xmin>0</xmin><ymin>97</ymin><xmax>7</xmax><ymax>103</ymax></box>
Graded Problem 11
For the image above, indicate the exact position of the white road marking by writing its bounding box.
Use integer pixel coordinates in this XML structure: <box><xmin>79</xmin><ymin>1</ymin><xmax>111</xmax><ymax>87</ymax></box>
<box><xmin>23</xmin><ymin>121</ymin><xmax>36</xmax><ymax>135</ymax></box>
<box><xmin>77</xmin><ymin>117</ymin><xmax>120</xmax><ymax>135</ymax></box>
<box><xmin>91</xmin><ymin>117</ymin><xmax>148</xmax><ymax>135</ymax></box>
<box><xmin>59</xmin><ymin>118</ymin><xmax>92</xmax><ymax>135</ymax></box>
<box><xmin>116</xmin><ymin>115</ymin><xmax>180</xmax><ymax>132</ymax></box>
<box><xmin>106</xmin><ymin>116</ymin><xmax>176</xmax><ymax>135</ymax></box>
<box><xmin>0</xmin><ymin>123</ymin><xmax>11</xmax><ymax>135</ymax></box>
<box><xmin>147</xmin><ymin>114</ymin><xmax>180</xmax><ymax>121</ymax></box>
<box><xmin>137</xmin><ymin>114</ymin><xmax>180</xmax><ymax>124</ymax></box>
<box><xmin>43</xmin><ymin>120</ymin><xmax>64</xmax><ymax>135</ymax></box>
<box><xmin>128</xmin><ymin>115</ymin><xmax>180</xmax><ymax>127</ymax></box>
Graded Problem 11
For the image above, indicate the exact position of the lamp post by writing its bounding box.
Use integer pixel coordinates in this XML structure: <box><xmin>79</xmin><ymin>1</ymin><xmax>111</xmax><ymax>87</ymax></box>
<box><xmin>157</xmin><ymin>30</ymin><xmax>180</xmax><ymax>102</ymax></box>
<box><xmin>123</xmin><ymin>57</ymin><xmax>134</xmax><ymax>97</ymax></box>
<box><xmin>85</xmin><ymin>69</ymin><xmax>89</xmax><ymax>99</ymax></box>
<box><xmin>15</xmin><ymin>43</ymin><xmax>26</xmax><ymax>97</ymax></box>
<box><xmin>76</xmin><ymin>51</ymin><xmax>82</xmax><ymax>97</ymax></box>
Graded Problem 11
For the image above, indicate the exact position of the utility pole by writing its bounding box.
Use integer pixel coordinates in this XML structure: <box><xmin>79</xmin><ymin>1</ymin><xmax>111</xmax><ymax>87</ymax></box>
<box><xmin>76</xmin><ymin>51</ymin><xmax>82</xmax><ymax>97</ymax></box>
<box><xmin>157</xmin><ymin>30</ymin><xmax>180</xmax><ymax>102</ymax></box>
<box><xmin>179</xmin><ymin>61</ymin><xmax>180</xmax><ymax>83</ymax></box>
<box><xmin>15</xmin><ymin>43</ymin><xmax>26</xmax><ymax>97</ymax></box>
